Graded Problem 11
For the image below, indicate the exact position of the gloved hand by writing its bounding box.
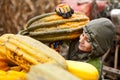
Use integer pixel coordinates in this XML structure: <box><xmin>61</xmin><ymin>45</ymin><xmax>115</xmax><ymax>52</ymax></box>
<box><xmin>55</xmin><ymin>4</ymin><xmax>74</xmax><ymax>18</ymax></box>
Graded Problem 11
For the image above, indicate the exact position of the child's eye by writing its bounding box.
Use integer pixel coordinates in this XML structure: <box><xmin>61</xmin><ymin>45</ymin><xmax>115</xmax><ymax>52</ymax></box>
<box><xmin>81</xmin><ymin>33</ymin><xmax>84</xmax><ymax>36</ymax></box>
<box><xmin>86</xmin><ymin>39</ymin><xmax>90</xmax><ymax>42</ymax></box>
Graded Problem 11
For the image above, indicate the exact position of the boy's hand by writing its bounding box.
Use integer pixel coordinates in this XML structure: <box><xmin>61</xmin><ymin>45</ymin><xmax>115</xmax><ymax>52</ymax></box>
<box><xmin>55</xmin><ymin>4</ymin><xmax>74</xmax><ymax>18</ymax></box>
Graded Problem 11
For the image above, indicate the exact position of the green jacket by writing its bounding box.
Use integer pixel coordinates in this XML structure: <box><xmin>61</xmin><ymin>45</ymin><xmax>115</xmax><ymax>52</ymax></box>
<box><xmin>67</xmin><ymin>18</ymin><xmax>115</xmax><ymax>74</ymax></box>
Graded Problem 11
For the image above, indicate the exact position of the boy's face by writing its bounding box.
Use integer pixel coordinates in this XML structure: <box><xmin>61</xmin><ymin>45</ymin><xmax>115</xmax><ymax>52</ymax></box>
<box><xmin>78</xmin><ymin>32</ymin><xmax>92</xmax><ymax>52</ymax></box>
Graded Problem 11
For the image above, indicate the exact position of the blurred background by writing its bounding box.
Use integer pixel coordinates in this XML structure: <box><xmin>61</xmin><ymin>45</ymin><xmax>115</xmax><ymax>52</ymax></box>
<box><xmin>0</xmin><ymin>0</ymin><xmax>58</xmax><ymax>34</ymax></box>
<box><xmin>0</xmin><ymin>0</ymin><xmax>120</xmax><ymax>79</ymax></box>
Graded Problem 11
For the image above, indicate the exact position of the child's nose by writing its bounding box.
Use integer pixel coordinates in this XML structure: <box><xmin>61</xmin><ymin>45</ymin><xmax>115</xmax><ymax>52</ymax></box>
<box><xmin>79</xmin><ymin>36</ymin><xmax>85</xmax><ymax>44</ymax></box>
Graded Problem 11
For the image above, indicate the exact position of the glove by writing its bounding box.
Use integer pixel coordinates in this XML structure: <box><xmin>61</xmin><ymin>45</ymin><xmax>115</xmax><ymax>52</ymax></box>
<box><xmin>55</xmin><ymin>4</ymin><xmax>74</xmax><ymax>18</ymax></box>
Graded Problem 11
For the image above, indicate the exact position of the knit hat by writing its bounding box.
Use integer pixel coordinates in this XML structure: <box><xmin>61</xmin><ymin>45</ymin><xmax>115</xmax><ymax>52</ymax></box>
<box><xmin>83</xmin><ymin>18</ymin><xmax>115</xmax><ymax>58</ymax></box>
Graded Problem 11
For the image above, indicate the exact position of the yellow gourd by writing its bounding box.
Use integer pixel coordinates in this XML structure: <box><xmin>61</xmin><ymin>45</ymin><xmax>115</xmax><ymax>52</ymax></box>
<box><xmin>0</xmin><ymin>70</ymin><xmax>26</xmax><ymax>80</ymax></box>
<box><xmin>66</xmin><ymin>60</ymin><xmax>99</xmax><ymax>80</ymax></box>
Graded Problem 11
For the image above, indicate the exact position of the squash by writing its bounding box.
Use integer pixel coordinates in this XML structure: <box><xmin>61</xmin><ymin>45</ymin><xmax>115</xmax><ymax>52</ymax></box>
<box><xmin>0</xmin><ymin>70</ymin><xmax>26</xmax><ymax>80</ymax></box>
<box><xmin>27</xmin><ymin>64</ymin><xmax>80</xmax><ymax>80</ymax></box>
<box><xmin>0</xmin><ymin>56</ymin><xmax>9</xmax><ymax>71</ymax></box>
<box><xmin>66</xmin><ymin>60</ymin><xmax>99</xmax><ymax>80</ymax></box>
<box><xmin>0</xmin><ymin>34</ymin><xmax>67</xmax><ymax>71</ymax></box>
<box><xmin>20</xmin><ymin>12</ymin><xmax>89</xmax><ymax>42</ymax></box>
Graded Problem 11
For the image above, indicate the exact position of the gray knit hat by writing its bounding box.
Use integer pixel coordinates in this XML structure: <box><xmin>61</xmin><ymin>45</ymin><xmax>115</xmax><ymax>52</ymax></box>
<box><xmin>83</xmin><ymin>18</ymin><xmax>115</xmax><ymax>58</ymax></box>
